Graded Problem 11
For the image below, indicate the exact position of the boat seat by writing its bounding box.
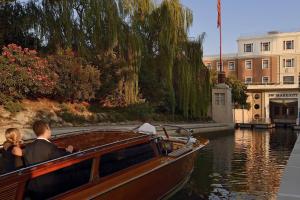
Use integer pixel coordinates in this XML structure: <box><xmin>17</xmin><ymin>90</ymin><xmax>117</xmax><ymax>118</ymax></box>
<box><xmin>168</xmin><ymin>146</ymin><xmax>193</xmax><ymax>157</ymax></box>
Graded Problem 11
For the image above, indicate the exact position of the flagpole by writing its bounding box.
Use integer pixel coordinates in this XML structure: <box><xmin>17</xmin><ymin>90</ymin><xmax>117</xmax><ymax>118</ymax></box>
<box><xmin>217</xmin><ymin>0</ymin><xmax>224</xmax><ymax>84</ymax></box>
<box><xmin>219</xmin><ymin>13</ymin><xmax>222</xmax><ymax>73</ymax></box>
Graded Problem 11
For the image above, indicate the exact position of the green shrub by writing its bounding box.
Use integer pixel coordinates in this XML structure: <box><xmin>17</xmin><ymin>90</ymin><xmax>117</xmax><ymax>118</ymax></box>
<box><xmin>57</xmin><ymin>111</ymin><xmax>87</xmax><ymax>124</ymax></box>
<box><xmin>59</xmin><ymin>103</ymin><xmax>70</xmax><ymax>112</ymax></box>
<box><xmin>0</xmin><ymin>93</ymin><xmax>14</xmax><ymax>105</ymax></box>
<box><xmin>4</xmin><ymin>101</ymin><xmax>24</xmax><ymax>113</ymax></box>
<box><xmin>122</xmin><ymin>103</ymin><xmax>154</xmax><ymax>121</ymax></box>
<box><xmin>74</xmin><ymin>104</ymin><xmax>86</xmax><ymax>112</ymax></box>
<box><xmin>88</xmin><ymin>103</ymin><xmax>105</xmax><ymax>113</ymax></box>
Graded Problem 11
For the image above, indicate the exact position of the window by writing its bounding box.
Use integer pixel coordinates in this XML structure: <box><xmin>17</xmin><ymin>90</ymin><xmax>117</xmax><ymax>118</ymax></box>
<box><xmin>245</xmin><ymin>60</ymin><xmax>252</xmax><ymax>70</ymax></box>
<box><xmin>262</xmin><ymin>76</ymin><xmax>269</xmax><ymax>84</ymax></box>
<box><xmin>283</xmin><ymin>40</ymin><xmax>294</xmax><ymax>50</ymax></box>
<box><xmin>245</xmin><ymin>77</ymin><xmax>252</xmax><ymax>84</ymax></box>
<box><xmin>216</xmin><ymin>61</ymin><xmax>223</xmax><ymax>71</ymax></box>
<box><xmin>27</xmin><ymin>159</ymin><xmax>93</xmax><ymax>199</ymax></box>
<box><xmin>215</xmin><ymin>93</ymin><xmax>225</xmax><ymax>105</ymax></box>
<box><xmin>228</xmin><ymin>61</ymin><xmax>235</xmax><ymax>70</ymax></box>
<box><xmin>261</xmin><ymin>42</ymin><xmax>270</xmax><ymax>51</ymax></box>
<box><xmin>99</xmin><ymin>143</ymin><xmax>155</xmax><ymax>177</ymax></box>
<box><xmin>244</xmin><ymin>43</ymin><xmax>253</xmax><ymax>52</ymax></box>
<box><xmin>254</xmin><ymin>114</ymin><xmax>260</xmax><ymax>120</ymax></box>
<box><xmin>254</xmin><ymin>104</ymin><xmax>260</xmax><ymax>109</ymax></box>
<box><xmin>254</xmin><ymin>94</ymin><xmax>260</xmax><ymax>99</ymax></box>
<box><xmin>283</xmin><ymin>76</ymin><xmax>294</xmax><ymax>84</ymax></box>
<box><xmin>262</xmin><ymin>59</ymin><xmax>269</xmax><ymax>69</ymax></box>
<box><xmin>283</xmin><ymin>59</ymin><xmax>294</xmax><ymax>67</ymax></box>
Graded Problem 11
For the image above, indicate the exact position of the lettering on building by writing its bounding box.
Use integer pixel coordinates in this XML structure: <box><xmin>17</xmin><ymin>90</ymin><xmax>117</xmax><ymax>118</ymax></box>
<box><xmin>268</xmin><ymin>93</ymin><xmax>298</xmax><ymax>98</ymax></box>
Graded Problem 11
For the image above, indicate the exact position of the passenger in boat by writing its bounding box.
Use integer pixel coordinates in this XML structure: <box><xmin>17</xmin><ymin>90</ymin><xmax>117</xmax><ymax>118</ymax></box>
<box><xmin>24</xmin><ymin>120</ymin><xmax>74</xmax><ymax>199</ymax></box>
<box><xmin>24</xmin><ymin>120</ymin><xmax>73</xmax><ymax>166</ymax></box>
<box><xmin>1</xmin><ymin>128</ymin><xmax>23</xmax><ymax>173</ymax></box>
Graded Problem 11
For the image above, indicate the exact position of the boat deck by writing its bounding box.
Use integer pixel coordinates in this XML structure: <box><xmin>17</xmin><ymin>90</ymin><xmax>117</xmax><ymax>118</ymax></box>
<box><xmin>52</xmin><ymin>131</ymin><xmax>143</xmax><ymax>150</ymax></box>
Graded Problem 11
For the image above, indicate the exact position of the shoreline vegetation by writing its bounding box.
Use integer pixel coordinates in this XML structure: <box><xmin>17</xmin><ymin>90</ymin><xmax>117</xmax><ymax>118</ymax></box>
<box><xmin>0</xmin><ymin>99</ymin><xmax>212</xmax><ymax>129</ymax></box>
<box><xmin>0</xmin><ymin>0</ymin><xmax>211</xmax><ymax>125</ymax></box>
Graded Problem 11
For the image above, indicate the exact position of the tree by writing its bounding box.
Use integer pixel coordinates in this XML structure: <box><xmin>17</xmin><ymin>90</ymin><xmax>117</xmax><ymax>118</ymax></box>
<box><xmin>225</xmin><ymin>76</ymin><xmax>249</xmax><ymax>108</ymax></box>
<box><xmin>173</xmin><ymin>35</ymin><xmax>210</xmax><ymax>119</ymax></box>
<box><xmin>2</xmin><ymin>0</ymin><xmax>212</xmax><ymax>119</ymax></box>
<box><xmin>0</xmin><ymin>1</ymin><xmax>39</xmax><ymax>49</ymax></box>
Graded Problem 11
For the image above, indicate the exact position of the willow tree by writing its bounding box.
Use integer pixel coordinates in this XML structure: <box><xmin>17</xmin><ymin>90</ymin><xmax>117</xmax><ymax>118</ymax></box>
<box><xmin>121</xmin><ymin>0</ymin><xmax>211</xmax><ymax>118</ymax></box>
<box><xmin>27</xmin><ymin>0</ymin><xmax>76</xmax><ymax>52</ymax></box>
<box><xmin>135</xmin><ymin>0</ymin><xmax>194</xmax><ymax>114</ymax></box>
<box><xmin>0</xmin><ymin>1</ymin><xmax>38</xmax><ymax>48</ymax></box>
<box><xmin>174</xmin><ymin>35</ymin><xmax>210</xmax><ymax>119</ymax></box>
<box><xmin>157</xmin><ymin>0</ymin><xmax>193</xmax><ymax>114</ymax></box>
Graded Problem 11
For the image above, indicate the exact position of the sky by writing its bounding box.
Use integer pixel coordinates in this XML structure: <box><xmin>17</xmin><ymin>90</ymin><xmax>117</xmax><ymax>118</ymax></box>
<box><xmin>180</xmin><ymin>0</ymin><xmax>300</xmax><ymax>55</ymax></box>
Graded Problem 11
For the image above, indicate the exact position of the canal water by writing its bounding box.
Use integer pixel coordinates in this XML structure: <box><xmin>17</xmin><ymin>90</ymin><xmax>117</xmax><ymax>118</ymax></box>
<box><xmin>171</xmin><ymin>128</ymin><xmax>298</xmax><ymax>200</ymax></box>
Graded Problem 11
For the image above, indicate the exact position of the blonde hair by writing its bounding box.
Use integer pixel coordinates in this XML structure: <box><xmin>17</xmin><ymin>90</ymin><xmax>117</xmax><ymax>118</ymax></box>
<box><xmin>3</xmin><ymin>128</ymin><xmax>22</xmax><ymax>150</ymax></box>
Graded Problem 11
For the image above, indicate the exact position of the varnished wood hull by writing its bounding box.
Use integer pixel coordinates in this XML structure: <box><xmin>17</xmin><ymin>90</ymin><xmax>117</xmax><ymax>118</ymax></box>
<box><xmin>59</xmin><ymin>148</ymin><xmax>199</xmax><ymax>200</ymax></box>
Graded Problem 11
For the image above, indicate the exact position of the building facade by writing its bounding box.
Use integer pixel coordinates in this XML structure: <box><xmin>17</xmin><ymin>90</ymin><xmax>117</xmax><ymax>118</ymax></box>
<box><xmin>204</xmin><ymin>31</ymin><xmax>300</xmax><ymax>124</ymax></box>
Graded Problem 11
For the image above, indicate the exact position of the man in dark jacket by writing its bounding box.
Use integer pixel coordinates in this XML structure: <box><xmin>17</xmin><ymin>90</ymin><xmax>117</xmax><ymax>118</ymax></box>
<box><xmin>24</xmin><ymin>120</ymin><xmax>73</xmax><ymax>199</ymax></box>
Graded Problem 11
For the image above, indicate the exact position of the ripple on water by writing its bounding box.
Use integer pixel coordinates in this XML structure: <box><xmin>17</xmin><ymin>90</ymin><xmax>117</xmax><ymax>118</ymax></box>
<box><xmin>171</xmin><ymin>128</ymin><xmax>298</xmax><ymax>200</ymax></box>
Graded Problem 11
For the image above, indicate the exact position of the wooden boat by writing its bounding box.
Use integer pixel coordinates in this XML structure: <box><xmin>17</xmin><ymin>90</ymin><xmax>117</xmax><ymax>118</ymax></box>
<box><xmin>0</xmin><ymin>125</ymin><xmax>208</xmax><ymax>200</ymax></box>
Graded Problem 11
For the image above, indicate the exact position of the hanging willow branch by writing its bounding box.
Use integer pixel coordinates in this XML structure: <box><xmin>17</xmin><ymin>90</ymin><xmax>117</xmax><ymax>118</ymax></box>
<box><xmin>174</xmin><ymin>34</ymin><xmax>210</xmax><ymax>119</ymax></box>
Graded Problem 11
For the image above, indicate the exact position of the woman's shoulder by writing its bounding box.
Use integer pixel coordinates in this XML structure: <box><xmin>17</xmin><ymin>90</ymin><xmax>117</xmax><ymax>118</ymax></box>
<box><xmin>11</xmin><ymin>146</ymin><xmax>22</xmax><ymax>157</ymax></box>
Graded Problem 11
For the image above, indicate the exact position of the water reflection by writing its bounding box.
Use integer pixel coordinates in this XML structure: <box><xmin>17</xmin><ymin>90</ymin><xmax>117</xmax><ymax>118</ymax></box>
<box><xmin>171</xmin><ymin>129</ymin><xmax>298</xmax><ymax>200</ymax></box>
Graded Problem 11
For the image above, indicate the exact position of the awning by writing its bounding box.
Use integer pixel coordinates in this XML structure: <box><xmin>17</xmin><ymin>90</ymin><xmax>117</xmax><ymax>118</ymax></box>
<box><xmin>270</xmin><ymin>99</ymin><xmax>298</xmax><ymax>104</ymax></box>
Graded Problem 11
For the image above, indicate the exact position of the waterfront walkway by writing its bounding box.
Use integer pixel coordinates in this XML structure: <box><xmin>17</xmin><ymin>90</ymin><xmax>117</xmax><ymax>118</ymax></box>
<box><xmin>278</xmin><ymin>133</ymin><xmax>300</xmax><ymax>200</ymax></box>
<box><xmin>0</xmin><ymin>122</ymin><xmax>234</xmax><ymax>144</ymax></box>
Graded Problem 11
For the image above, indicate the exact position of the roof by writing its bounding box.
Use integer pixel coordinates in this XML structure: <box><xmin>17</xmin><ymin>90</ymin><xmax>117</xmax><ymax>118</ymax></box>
<box><xmin>237</xmin><ymin>30</ymin><xmax>300</xmax><ymax>41</ymax></box>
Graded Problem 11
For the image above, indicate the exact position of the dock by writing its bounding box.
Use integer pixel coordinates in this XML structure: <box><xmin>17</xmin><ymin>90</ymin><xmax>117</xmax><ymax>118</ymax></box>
<box><xmin>278</xmin><ymin>134</ymin><xmax>300</xmax><ymax>199</ymax></box>
<box><xmin>236</xmin><ymin>122</ymin><xmax>275</xmax><ymax>129</ymax></box>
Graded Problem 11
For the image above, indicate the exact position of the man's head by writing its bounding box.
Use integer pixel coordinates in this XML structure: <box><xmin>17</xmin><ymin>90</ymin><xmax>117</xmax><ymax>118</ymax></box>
<box><xmin>32</xmin><ymin>120</ymin><xmax>51</xmax><ymax>139</ymax></box>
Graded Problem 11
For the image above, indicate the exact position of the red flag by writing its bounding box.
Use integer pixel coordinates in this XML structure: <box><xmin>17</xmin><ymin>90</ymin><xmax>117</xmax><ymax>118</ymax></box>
<box><xmin>217</xmin><ymin>0</ymin><xmax>221</xmax><ymax>28</ymax></box>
